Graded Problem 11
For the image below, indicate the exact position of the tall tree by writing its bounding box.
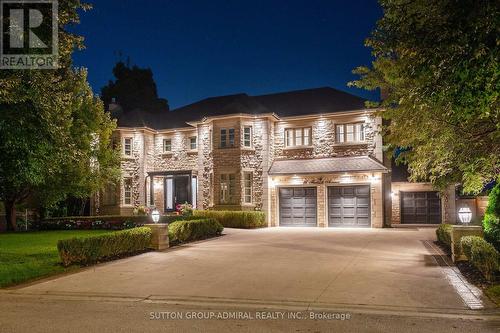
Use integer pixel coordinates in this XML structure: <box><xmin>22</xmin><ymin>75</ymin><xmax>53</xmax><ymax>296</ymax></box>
<box><xmin>101</xmin><ymin>62</ymin><xmax>169</xmax><ymax>112</ymax></box>
<box><xmin>0</xmin><ymin>2</ymin><xmax>120</xmax><ymax>230</ymax></box>
<box><xmin>350</xmin><ymin>0</ymin><xmax>499</xmax><ymax>193</ymax></box>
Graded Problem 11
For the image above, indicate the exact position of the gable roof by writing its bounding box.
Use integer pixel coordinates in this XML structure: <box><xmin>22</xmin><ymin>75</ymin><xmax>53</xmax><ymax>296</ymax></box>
<box><xmin>114</xmin><ymin>87</ymin><xmax>368</xmax><ymax>130</ymax></box>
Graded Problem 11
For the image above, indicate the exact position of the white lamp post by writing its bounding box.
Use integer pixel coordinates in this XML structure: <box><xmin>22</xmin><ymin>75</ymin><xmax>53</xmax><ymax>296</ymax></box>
<box><xmin>151</xmin><ymin>209</ymin><xmax>160</xmax><ymax>224</ymax></box>
<box><xmin>458</xmin><ymin>207</ymin><xmax>472</xmax><ymax>225</ymax></box>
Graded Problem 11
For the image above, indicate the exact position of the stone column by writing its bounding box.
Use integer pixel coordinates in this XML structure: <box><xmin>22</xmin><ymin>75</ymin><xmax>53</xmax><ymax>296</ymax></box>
<box><xmin>144</xmin><ymin>223</ymin><xmax>169</xmax><ymax>250</ymax></box>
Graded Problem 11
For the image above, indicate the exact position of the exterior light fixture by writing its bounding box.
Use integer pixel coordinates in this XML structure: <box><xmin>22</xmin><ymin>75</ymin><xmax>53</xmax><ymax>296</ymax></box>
<box><xmin>151</xmin><ymin>209</ymin><xmax>160</xmax><ymax>223</ymax></box>
<box><xmin>458</xmin><ymin>207</ymin><xmax>472</xmax><ymax>225</ymax></box>
<box><xmin>390</xmin><ymin>191</ymin><xmax>396</xmax><ymax>198</ymax></box>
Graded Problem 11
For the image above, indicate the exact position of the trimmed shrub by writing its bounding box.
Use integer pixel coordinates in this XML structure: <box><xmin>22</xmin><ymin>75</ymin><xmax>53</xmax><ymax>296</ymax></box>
<box><xmin>193</xmin><ymin>210</ymin><xmax>266</xmax><ymax>228</ymax></box>
<box><xmin>460</xmin><ymin>236</ymin><xmax>500</xmax><ymax>281</ymax></box>
<box><xmin>168</xmin><ymin>218</ymin><xmax>223</xmax><ymax>243</ymax></box>
<box><xmin>57</xmin><ymin>227</ymin><xmax>152</xmax><ymax>267</ymax></box>
<box><xmin>483</xmin><ymin>184</ymin><xmax>500</xmax><ymax>251</ymax></box>
<box><xmin>436</xmin><ymin>224</ymin><xmax>453</xmax><ymax>248</ymax></box>
<box><xmin>41</xmin><ymin>215</ymin><xmax>180</xmax><ymax>231</ymax></box>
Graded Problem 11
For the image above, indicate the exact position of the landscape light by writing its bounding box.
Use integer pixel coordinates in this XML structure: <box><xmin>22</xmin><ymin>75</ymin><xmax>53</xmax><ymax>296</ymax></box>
<box><xmin>458</xmin><ymin>207</ymin><xmax>472</xmax><ymax>224</ymax></box>
<box><xmin>151</xmin><ymin>209</ymin><xmax>160</xmax><ymax>223</ymax></box>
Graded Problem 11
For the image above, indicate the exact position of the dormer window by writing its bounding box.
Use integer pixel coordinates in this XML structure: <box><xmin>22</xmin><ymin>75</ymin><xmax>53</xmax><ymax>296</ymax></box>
<box><xmin>285</xmin><ymin>128</ymin><xmax>311</xmax><ymax>148</ymax></box>
<box><xmin>336</xmin><ymin>123</ymin><xmax>365</xmax><ymax>143</ymax></box>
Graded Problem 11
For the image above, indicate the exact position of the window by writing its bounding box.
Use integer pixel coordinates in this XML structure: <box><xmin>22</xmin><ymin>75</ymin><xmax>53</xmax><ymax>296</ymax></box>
<box><xmin>123</xmin><ymin>178</ymin><xmax>132</xmax><ymax>205</ymax></box>
<box><xmin>123</xmin><ymin>137</ymin><xmax>133</xmax><ymax>156</ymax></box>
<box><xmin>220</xmin><ymin>173</ymin><xmax>236</xmax><ymax>204</ymax></box>
<box><xmin>163</xmin><ymin>138</ymin><xmax>172</xmax><ymax>152</ymax></box>
<box><xmin>103</xmin><ymin>184</ymin><xmax>116</xmax><ymax>205</ymax></box>
<box><xmin>220</xmin><ymin>128</ymin><xmax>235</xmax><ymax>148</ymax></box>
<box><xmin>209</xmin><ymin>129</ymin><xmax>213</xmax><ymax>150</ymax></box>
<box><xmin>243</xmin><ymin>172</ymin><xmax>253</xmax><ymax>204</ymax></box>
<box><xmin>243</xmin><ymin>126</ymin><xmax>252</xmax><ymax>147</ymax></box>
<box><xmin>189</xmin><ymin>136</ymin><xmax>197</xmax><ymax>150</ymax></box>
<box><xmin>284</xmin><ymin>127</ymin><xmax>312</xmax><ymax>148</ymax></box>
<box><xmin>336</xmin><ymin>123</ymin><xmax>366</xmax><ymax>143</ymax></box>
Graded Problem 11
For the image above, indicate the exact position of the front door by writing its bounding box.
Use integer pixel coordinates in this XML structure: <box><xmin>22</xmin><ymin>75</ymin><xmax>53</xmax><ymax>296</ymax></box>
<box><xmin>164</xmin><ymin>175</ymin><xmax>191</xmax><ymax>211</ymax></box>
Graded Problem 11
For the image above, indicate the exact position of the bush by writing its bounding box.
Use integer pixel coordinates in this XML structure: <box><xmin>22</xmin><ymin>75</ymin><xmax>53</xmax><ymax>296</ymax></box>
<box><xmin>41</xmin><ymin>215</ymin><xmax>180</xmax><ymax>231</ymax></box>
<box><xmin>168</xmin><ymin>218</ymin><xmax>223</xmax><ymax>243</ymax></box>
<box><xmin>460</xmin><ymin>236</ymin><xmax>500</xmax><ymax>281</ymax></box>
<box><xmin>57</xmin><ymin>227</ymin><xmax>152</xmax><ymax>267</ymax></box>
<box><xmin>193</xmin><ymin>210</ymin><xmax>266</xmax><ymax>228</ymax></box>
<box><xmin>436</xmin><ymin>224</ymin><xmax>453</xmax><ymax>248</ymax></box>
<box><xmin>484</xmin><ymin>183</ymin><xmax>500</xmax><ymax>251</ymax></box>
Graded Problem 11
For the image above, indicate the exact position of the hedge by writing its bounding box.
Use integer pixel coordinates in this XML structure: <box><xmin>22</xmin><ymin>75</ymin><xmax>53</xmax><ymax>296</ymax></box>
<box><xmin>57</xmin><ymin>227</ymin><xmax>152</xmax><ymax>266</ymax></box>
<box><xmin>41</xmin><ymin>215</ymin><xmax>182</xmax><ymax>230</ymax></box>
<box><xmin>483</xmin><ymin>183</ymin><xmax>500</xmax><ymax>251</ymax></box>
<box><xmin>461</xmin><ymin>236</ymin><xmax>500</xmax><ymax>281</ymax></box>
<box><xmin>193</xmin><ymin>210</ymin><xmax>266</xmax><ymax>228</ymax></box>
<box><xmin>169</xmin><ymin>218</ymin><xmax>223</xmax><ymax>243</ymax></box>
<box><xmin>436</xmin><ymin>224</ymin><xmax>453</xmax><ymax>248</ymax></box>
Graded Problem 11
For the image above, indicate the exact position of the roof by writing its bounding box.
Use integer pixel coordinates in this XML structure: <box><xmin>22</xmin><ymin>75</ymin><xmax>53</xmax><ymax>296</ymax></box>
<box><xmin>114</xmin><ymin>87</ymin><xmax>368</xmax><ymax>130</ymax></box>
<box><xmin>268</xmin><ymin>156</ymin><xmax>388</xmax><ymax>175</ymax></box>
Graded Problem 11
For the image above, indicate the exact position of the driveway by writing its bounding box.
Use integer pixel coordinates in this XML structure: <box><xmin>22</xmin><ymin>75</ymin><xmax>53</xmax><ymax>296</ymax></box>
<box><xmin>11</xmin><ymin>227</ymin><xmax>494</xmax><ymax>312</ymax></box>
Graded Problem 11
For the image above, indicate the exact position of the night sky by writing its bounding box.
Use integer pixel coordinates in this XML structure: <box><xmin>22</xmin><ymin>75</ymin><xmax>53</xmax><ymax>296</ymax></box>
<box><xmin>72</xmin><ymin>0</ymin><xmax>382</xmax><ymax>109</ymax></box>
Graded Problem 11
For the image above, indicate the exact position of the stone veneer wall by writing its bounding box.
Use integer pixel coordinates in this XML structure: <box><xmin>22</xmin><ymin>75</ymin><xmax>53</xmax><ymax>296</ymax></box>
<box><xmin>269</xmin><ymin>172</ymin><xmax>384</xmax><ymax>228</ymax></box>
<box><xmin>390</xmin><ymin>182</ymin><xmax>456</xmax><ymax>225</ymax></box>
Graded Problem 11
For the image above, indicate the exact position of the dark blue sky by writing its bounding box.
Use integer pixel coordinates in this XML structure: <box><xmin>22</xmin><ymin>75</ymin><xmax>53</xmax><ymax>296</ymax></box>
<box><xmin>72</xmin><ymin>0</ymin><xmax>382</xmax><ymax>109</ymax></box>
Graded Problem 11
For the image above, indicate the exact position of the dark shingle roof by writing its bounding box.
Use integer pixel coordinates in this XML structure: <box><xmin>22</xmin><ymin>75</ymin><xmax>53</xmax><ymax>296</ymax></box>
<box><xmin>268</xmin><ymin>156</ymin><xmax>388</xmax><ymax>175</ymax></box>
<box><xmin>114</xmin><ymin>87</ymin><xmax>367</xmax><ymax>130</ymax></box>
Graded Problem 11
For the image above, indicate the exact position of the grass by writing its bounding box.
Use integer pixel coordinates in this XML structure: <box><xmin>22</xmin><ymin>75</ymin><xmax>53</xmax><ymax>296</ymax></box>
<box><xmin>486</xmin><ymin>284</ymin><xmax>500</xmax><ymax>306</ymax></box>
<box><xmin>0</xmin><ymin>230</ymin><xmax>112</xmax><ymax>288</ymax></box>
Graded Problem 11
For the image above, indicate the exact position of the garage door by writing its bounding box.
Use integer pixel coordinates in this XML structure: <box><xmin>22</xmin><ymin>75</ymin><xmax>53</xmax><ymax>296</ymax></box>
<box><xmin>401</xmin><ymin>191</ymin><xmax>441</xmax><ymax>224</ymax></box>
<box><xmin>279</xmin><ymin>187</ymin><xmax>317</xmax><ymax>226</ymax></box>
<box><xmin>328</xmin><ymin>185</ymin><xmax>370</xmax><ymax>227</ymax></box>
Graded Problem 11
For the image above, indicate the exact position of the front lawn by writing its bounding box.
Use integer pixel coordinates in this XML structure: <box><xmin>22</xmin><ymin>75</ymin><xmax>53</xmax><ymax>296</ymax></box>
<box><xmin>0</xmin><ymin>230</ymin><xmax>112</xmax><ymax>288</ymax></box>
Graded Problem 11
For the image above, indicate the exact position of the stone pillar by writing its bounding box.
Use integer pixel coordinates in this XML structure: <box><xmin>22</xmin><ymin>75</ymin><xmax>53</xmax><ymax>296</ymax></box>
<box><xmin>144</xmin><ymin>224</ymin><xmax>169</xmax><ymax>250</ymax></box>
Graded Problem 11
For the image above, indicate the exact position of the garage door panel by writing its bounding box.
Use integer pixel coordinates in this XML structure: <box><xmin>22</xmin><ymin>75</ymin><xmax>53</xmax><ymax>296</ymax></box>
<box><xmin>328</xmin><ymin>185</ymin><xmax>371</xmax><ymax>228</ymax></box>
<box><xmin>279</xmin><ymin>187</ymin><xmax>317</xmax><ymax>226</ymax></box>
<box><xmin>401</xmin><ymin>191</ymin><xmax>441</xmax><ymax>224</ymax></box>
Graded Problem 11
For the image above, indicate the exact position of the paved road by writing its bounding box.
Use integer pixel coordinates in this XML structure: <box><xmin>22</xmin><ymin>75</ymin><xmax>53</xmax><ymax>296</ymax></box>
<box><xmin>2</xmin><ymin>227</ymin><xmax>499</xmax><ymax>332</ymax></box>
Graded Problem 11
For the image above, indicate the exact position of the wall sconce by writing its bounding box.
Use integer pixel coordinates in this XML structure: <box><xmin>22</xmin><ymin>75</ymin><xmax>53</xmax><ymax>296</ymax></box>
<box><xmin>458</xmin><ymin>207</ymin><xmax>472</xmax><ymax>225</ymax></box>
<box><xmin>151</xmin><ymin>208</ymin><xmax>160</xmax><ymax>223</ymax></box>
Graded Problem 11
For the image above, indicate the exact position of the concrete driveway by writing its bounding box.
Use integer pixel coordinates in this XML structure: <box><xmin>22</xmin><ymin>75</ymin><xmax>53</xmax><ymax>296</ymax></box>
<box><xmin>11</xmin><ymin>227</ymin><xmax>493</xmax><ymax>313</ymax></box>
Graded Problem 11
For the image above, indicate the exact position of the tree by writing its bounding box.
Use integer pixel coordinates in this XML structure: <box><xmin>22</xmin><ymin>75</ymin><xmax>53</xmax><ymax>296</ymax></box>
<box><xmin>349</xmin><ymin>0</ymin><xmax>499</xmax><ymax>193</ymax></box>
<box><xmin>0</xmin><ymin>2</ymin><xmax>120</xmax><ymax>231</ymax></box>
<box><xmin>101</xmin><ymin>61</ymin><xmax>169</xmax><ymax>113</ymax></box>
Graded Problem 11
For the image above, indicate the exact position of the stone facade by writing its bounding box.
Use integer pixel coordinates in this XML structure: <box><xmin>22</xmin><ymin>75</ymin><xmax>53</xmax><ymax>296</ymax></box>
<box><xmin>96</xmin><ymin>110</ymin><xmax>390</xmax><ymax>228</ymax></box>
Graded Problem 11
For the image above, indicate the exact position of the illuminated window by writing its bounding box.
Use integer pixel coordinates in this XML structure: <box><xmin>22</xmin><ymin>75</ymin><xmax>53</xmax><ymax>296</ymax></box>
<box><xmin>123</xmin><ymin>178</ymin><xmax>132</xmax><ymax>205</ymax></box>
<box><xmin>220</xmin><ymin>173</ymin><xmax>236</xmax><ymax>204</ymax></box>
<box><xmin>189</xmin><ymin>136</ymin><xmax>197</xmax><ymax>150</ymax></box>
<box><xmin>243</xmin><ymin>172</ymin><xmax>253</xmax><ymax>204</ymax></box>
<box><xmin>284</xmin><ymin>127</ymin><xmax>312</xmax><ymax>147</ymax></box>
<box><xmin>123</xmin><ymin>137</ymin><xmax>133</xmax><ymax>155</ymax></box>
<box><xmin>243</xmin><ymin>126</ymin><xmax>252</xmax><ymax>147</ymax></box>
<box><xmin>336</xmin><ymin>123</ymin><xmax>366</xmax><ymax>143</ymax></box>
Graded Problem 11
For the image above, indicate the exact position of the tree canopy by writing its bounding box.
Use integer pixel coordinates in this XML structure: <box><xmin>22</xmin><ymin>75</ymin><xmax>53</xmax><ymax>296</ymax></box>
<box><xmin>350</xmin><ymin>0</ymin><xmax>499</xmax><ymax>193</ymax></box>
<box><xmin>101</xmin><ymin>61</ymin><xmax>169</xmax><ymax>113</ymax></box>
<box><xmin>0</xmin><ymin>1</ymin><xmax>119</xmax><ymax>230</ymax></box>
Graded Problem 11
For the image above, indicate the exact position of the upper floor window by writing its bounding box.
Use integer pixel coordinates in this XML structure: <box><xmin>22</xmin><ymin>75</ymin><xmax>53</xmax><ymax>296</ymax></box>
<box><xmin>163</xmin><ymin>138</ymin><xmax>172</xmax><ymax>152</ymax></box>
<box><xmin>123</xmin><ymin>137</ymin><xmax>133</xmax><ymax>156</ymax></box>
<box><xmin>243</xmin><ymin>126</ymin><xmax>252</xmax><ymax>147</ymax></box>
<box><xmin>243</xmin><ymin>172</ymin><xmax>253</xmax><ymax>204</ymax></box>
<box><xmin>220</xmin><ymin>173</ymin><xmax>236</xmax><ymax>204</ymax></box>
<box><xmin>123</xmin><ymin>177</ymin><xmax>132</xmax><ymax>205</ymax></box>
<box><xmin>189</xmin><ymin>136</ymin><xmax>197</xmax><ymax>150</ymax></box>
<box><xmin>220</xmin><ymin>128</ymin><xmax>235</xmax><ymax>148</ymax></box>
<box><xmin>336</xmin><ymin>123</ymin><xmax>365</xmax><ymax>143</ymax></box>
<box><xmin>285</xmin><ymin>127</ymin><xmax>311</xmax><ymax>148</ymax></box>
